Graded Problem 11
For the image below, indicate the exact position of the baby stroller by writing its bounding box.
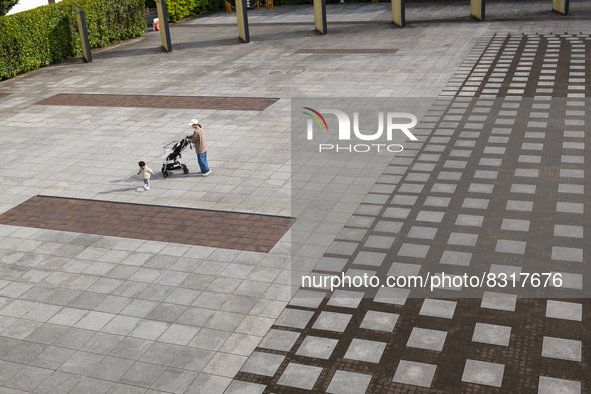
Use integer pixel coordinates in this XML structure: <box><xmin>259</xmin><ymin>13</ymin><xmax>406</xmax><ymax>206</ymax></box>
<box><xmin>161</xmin><ymin>137</ymin><xmax>192</xmax><ymax>178</ymax></box>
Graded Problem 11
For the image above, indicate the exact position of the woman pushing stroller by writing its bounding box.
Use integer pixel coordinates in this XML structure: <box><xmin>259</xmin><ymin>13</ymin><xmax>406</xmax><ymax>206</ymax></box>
<box><xmin>187</xmin><ymin>119</ymin><xmax>211</xmax><ymax>177</ymax></box>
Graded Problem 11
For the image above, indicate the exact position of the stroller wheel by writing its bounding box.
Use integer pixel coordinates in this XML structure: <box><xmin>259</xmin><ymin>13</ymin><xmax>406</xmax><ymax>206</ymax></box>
<box><xmin>183</xmin><ymin>167</ymin><xmax>189</xmax><ymax>174</ymax></box>
<box><xmin>163</xmin><ymin>171</ymin><xmax>169</xmax><ymax>178</ymax></box>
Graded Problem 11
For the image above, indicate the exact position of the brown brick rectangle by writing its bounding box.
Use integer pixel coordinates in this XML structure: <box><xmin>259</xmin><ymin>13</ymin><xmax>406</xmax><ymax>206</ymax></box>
<box><xmin>33</xmin><ymin>94</ymin><xmax>279</xmax><ymax>111</ymax></box>
<box><xmin>0</xmin><ymin>196</ymin><xmax>292</xmax><ymax>253</ymax></box>
<box><xmin>295</xmin><ymin>48</ymin><xmax>398</xmax><ymax>54</ymax></box>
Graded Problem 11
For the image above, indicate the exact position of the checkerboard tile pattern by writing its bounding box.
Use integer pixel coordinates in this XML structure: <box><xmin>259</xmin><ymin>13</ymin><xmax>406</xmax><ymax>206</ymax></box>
<box><xmin>233</xmin><ymin>33</ymin><xmax>590</xmax><ymax>393</ymax></box>
<box><xmin>441</xmin><ymin>33</ymin><xmax>591</xmax><ymax>98</ymax></box>
<box><xmin>33</xmin><ymin>94</ymin><xmax>279</xmax><ymax>111</ymax></box>
<box><xmin>0</xmin><ymin>196</ymin><xmax>292</xmax><ymax>252</ymax></box>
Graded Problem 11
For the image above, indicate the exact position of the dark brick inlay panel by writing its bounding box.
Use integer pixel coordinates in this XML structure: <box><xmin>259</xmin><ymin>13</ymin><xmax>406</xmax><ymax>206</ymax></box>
<box><xmin>295</xmin><ymin>48</ymin><xmax>398</xmax><ymax>54</ymax></box>
<box><xmin>0</xmin><ymin>196</ymin><xmax>292</xmax><ymax>252</ymax></box>
<box><xmin>33</xmin><ymin>94</ymin><xmax>279</xmax><ymax>111</ymax></box>
<box><xmin>0</xmin><ymin>93</ymin><xmax>12</xmax><ymax>99</ymax></box>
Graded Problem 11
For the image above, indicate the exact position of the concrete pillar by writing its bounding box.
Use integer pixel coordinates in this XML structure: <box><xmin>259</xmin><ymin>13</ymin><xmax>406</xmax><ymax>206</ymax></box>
<box><xmin>552</xmin><ymin>0</ymin><xmax>569</xmax><ymax>15</ymax></box>
<box><xmin>155</xmin><ymin>0</ymin><xmax>172</xmax><ymax>51</ymax></box>
<box><xmin>314</xmin><ymin>0</ymin><xmax>327</xmax><ymax>35</ymax></box>
<box><xmin>470</xmin><ymin>0</ymin><xmax>485</xmax><ymax>21</ymax></box>
<box><xmin>236</xmin><ymin>0</ymin><xmax>250</xmax><ymax>42</ymax></box>
<box><xmin>391</xmin><ymin>0</ymin><xmax>405</xmax><ymax>28</ymax></box>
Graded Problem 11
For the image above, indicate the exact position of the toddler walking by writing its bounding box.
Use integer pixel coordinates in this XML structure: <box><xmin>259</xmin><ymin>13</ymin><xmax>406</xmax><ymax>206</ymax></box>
<box><xmin>137</xmin><ymin>161</ymin><xmax>154</xmax><ymax>190</ymax></box>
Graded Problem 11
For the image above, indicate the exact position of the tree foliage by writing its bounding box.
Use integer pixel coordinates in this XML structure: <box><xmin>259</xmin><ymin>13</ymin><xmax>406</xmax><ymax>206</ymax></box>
<box><xmin>0</xmin><ymin>0</ymin><xmax>19</xmax><ymax>17</ymax></box>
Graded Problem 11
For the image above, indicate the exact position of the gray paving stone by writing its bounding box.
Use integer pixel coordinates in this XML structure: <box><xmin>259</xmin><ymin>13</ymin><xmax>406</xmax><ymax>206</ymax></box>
<box><xmin>352</xmin><ymin>251</ymin><xmax>386</xmax><ymax>267</ymax></box>
<box><xmin>151</xmin><ymin>367</ymin><xmax>199</xmax><ymax>393</ymax></box>
<box><xmin>374</xmin><ymin>287</ymin><xmax>409</xmax><ymax>306</ymax></box>
<box><xmin>408</xmin><ymin>226</ymin><xmax>438</xmax><ymax>239</ymax></box>
<box><xmin>360</xmin><ymin>311</ymin><xmax>399</xmax><ymax>332</ymax></box>
<box><xmin>416</xmin><ymin>211</ymin><xmax>445</xmax><ymax>223</ymax></box>
<box><xmin>4</xmin><ymin>366</ymin><xmax>53</xmax><ymax>392</ymax></box>
<box><xmin>461</xmin><ymin>359</ymin><xmax>505</xmax><ymax>387</ymax></box>
<box><xmin>448</xmin><ymin>233</ymin><xmax>478</xmax><ymax>246</ymax></box>
<box><xmin>87</xmin><ymin>356</ymin><xmax>135</xmax><ymax>381</ymax></box>
<box><xmin>344</xmin><ymin>338</ymin><xmax>387</xmax><ymax>363</ymax></box>
<box><xmin>258</xmin><ymin>329</ymin><xmax>300</xmax><ymax>352</ymax></box>
<box><xmin>312</xmin><ymin>312</ymin><xmax>352</xmax><ymax>332</ymax></box>
<box><xmin>275</xmin><ymin>308</ymin><xmax>314</xmax><ymax>328</ymax></box>
<box><xmin>495</xmin><ymin>239</ymin><xmax>527</xmax><ymax>254</ymax></box>
<box><xmin>276</xmin><ymin>363</ymin><xmax>323</xmax><ymax>390</ymax></box>
<box><xmin>419</xmin><ymin>299</ymin><xmax>456</xmax><ymax>319</ymax></box>
<box><xmin>472</xmin><ymin>323</ymin><xmax>511</xmax><ymax>346</ymax></box>
<box><xmin>392</xmin><ymin>360</ymin><xmax>436</xmax><ymax>388</ymax></box>
<box><xmin>31</xmin><ymin>346</ymin><xmax>75</xmax><ymax>370</ymax></box>
<box><xmin>139</xmin><ymin>342</ymin><xmax>184</xmax><ymax>367</ymax></box>
<box><xmin>59</xmin><ymin>351</ymin><xmax>104</xmax><ymax>375</ymax></box>
<box><xmin>538</xmin><ymin>376</ymin><xmax>581</xmax><ymax>394</ymax></box>
<box><xmin>224</xmin><ymin>380</ymin><xmax>266</xmax><ymax>394</ymax></box>
<box><xmin>326</xmin><ymin>370</ymin><xmax>373</xmax><ymax>394</ymax></box>
<box><xmin>439</xmin><ymin>251</ymin><xmax>472</xmax><ymax>266</ymax></box>
<box><xmin>169</xmin><ymin>347</ymin><xmax>214</xmax><ymax>372</ymax></box>
<box><xmin>545</xmin><ymin>300</ymin><xmax>582</xmax><ymax>321</ymax></box>
<box><xmin>407</xmin><ymin>328</ymin><xmax>447</xmax><ymax>351</ymax></box>
<box><xmin>481</xmin><ymin>292</ymin><xmax>517</xmax><ymax>312</ymax></box>
<box><xmin>551</xmin><ymin>246</ymin><xmax>583</xmax><ymax>262</ymax></box>
<box><xmin>541</xmin><ymin>337</ymin><xmax>582</xmax><ymax>362</ymax></box>
<box><xmin>119</xmin><ymin>362</ymin><xmax>165</xmax><ymax>388</ymax></box>
<box><xmin>240</xmin><ymin>352</ymin><xmax>285</xmax><ymax>376</ymax></box>
<box><xmin>462</xmin><ymin>198</ymin><xmax>489</xmax><ymax>209</ymax></box>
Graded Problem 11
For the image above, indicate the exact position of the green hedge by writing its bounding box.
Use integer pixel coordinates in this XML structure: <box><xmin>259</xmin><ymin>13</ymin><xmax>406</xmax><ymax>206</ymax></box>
<box><xmin>0</xmin><ymin>0</ymin><xmax>145</xmax><ymax>80</ymax></box>
<box><xmin>165</xmin><ymin>0</ymin><xmax>224</xmax><ymax>22</ymax></box>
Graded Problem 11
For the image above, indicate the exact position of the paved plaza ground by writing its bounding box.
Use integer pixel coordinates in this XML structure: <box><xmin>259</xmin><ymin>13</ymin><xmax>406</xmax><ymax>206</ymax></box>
<box><xmin>0</xmin><ymin>0</ymin><xmax>590</xmax><ymax>393</ymax></box>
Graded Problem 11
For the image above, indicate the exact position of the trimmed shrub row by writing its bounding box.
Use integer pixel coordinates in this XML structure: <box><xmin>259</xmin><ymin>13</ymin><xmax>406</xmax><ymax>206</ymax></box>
<box><xmin>0</xmin><ymin>0</ymin><xmax>145</xmax><ymax>80</ymax></box>
<box><xmin>162</xmin><ymin>0</ymin><xmax>224</xmax><ymax>23</ymax></box>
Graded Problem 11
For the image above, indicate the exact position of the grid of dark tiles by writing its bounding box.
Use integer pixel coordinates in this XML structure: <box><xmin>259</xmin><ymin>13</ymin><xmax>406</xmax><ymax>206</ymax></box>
<box><xmin>33</xmin><ymin>94</ymin><xmax>279</xmax><ymax>111</ymax></box>
<box><xmin>256</xmin><ymin>98</ymin><xmax>589</xmax><ymax>393</ymax></box>
<box><xmin>448</xmin><ymin>33</ymin><xmax>591</xmax><ymax>98</ymax></box>
<box><xmin>0</xmin><ymin>196</ymin><xmax>292</xmax><ymax>253</ymax></box>
<box><xmin>294</xmin><ymin>49</ymin><xmax>399</xmax><ymax>54</ymax></box>
<box><xmin>240</xmin><ymin>297</ymin><xmax>589</xmax><ymax>393</ymax></box>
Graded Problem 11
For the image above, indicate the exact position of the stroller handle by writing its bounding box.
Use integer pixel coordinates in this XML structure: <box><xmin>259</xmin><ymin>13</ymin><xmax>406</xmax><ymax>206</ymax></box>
<box><xmin>163</xmin><ymin>141</ymin><xmax>179</xmax><ymax>148</ymax></box>
<box><xmin>163</xmin><ymin>136</ymin><xmax>191</xmax><ymax>148</ymax></box>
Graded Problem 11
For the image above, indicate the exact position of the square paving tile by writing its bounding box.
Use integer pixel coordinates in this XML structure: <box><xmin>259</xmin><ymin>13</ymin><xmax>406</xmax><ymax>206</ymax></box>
<box><xmin>392</xmin><ymin>360</ymin><xmax>436</xmax><ymax>388</ymax></box>
<box><xmin>326</xmin><ymin>370</ymin><xmax>373</xmax><ymax>394</ymax></box>
<box><xmin>472</xmin><ymin>323</ymin><xmax>511</xmax><ymax>346</ymax></box>
<box><xmin>419</xmin><ymin>299</ymin><xmax>457</xmax><ymax>319</ymax></box>
<box><xmin>344</xmin><ymin>338</ymin><xmax>387</xmax><ymax>363</ymax></box>
<box><xmin>538</xmin><ymin>376</ymin><xmax>581</xmax><ymax>394</ymax></box>
<box><xmin>295</xmin><ymin>336</ymin><xmax>339</xmax><ymax>359</ymax></box>
<box><xmin>481</xmin><ymin>292</ymin><xmax>517</xmax><ymax>311</ymax></box>
<box><xmin>225</xmin><ymin>380</ymin><xmax>266</xmax><ymax>394</ymax></box>
<box><xmin>360</xmin><ymin>311</ymin><xmax>399</xmax><ymax>332</ymax></box>
<box><xmin>312</xmin><ymin>312</ymin><xmax>352</xmax><ymax>332</ymax></box>
<box><xmin>461</xmin><ymin>359</ymin><xmax>505</xmax><ymax>387</ymax></box>
<box><xmin>274</xmin><ymin>308</ymin><xmax>314</xmax><ymax>329</ymax></box>
<box><xmin>276</xmin><ymin>363</ymin><xmax>323</xmax><ymax>390</ymax></box>
<box><xmin>258</xmin><ymin>329</ymin><xmax>300</xmax><ymax>352</ymax></box>
<box><xmin>240</xmin><ymin>352</ymin><xmax>285</xmax><ymax>376</ymax></box>
<box><xmin>541</xmin><ymin>337</ymin><xmax>582</xmax><ymax>362</ymax></box>
<box><xmin>439</xmin><ymin>251</ymin><xmax>472</xmax><ymax>266</ymax></box>
<box><xmin>545</xmin><ymin>300</ymin><xmax>582</xmax><ymax>321</ymax></box>
<box><xmin>406</xmin><ymin>328</ymin><xmax>447</xmax><ymax>351</ymax></box>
